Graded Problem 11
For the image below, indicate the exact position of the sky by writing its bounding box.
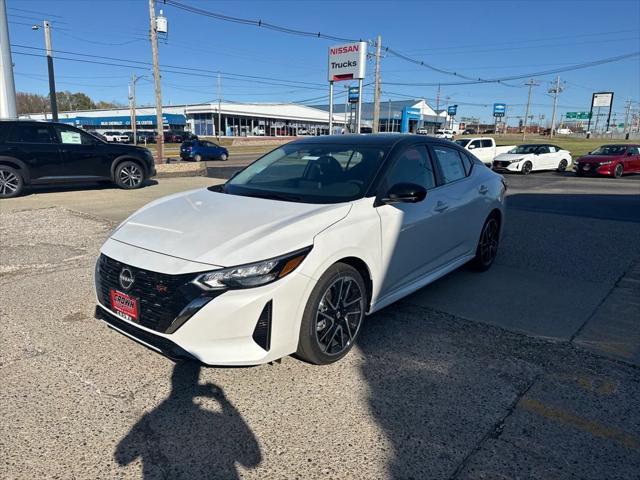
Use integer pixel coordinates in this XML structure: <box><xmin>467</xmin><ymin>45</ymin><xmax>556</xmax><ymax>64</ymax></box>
<box><xmin>6</xmin><ymin>0</ymin><xmax>640</xmax><ymax>124</ymax></box>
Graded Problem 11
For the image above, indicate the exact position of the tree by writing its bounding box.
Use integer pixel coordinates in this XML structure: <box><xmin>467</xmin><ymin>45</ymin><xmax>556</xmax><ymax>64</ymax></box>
<box><xmin>16</xmin><ymin>91</ymin><xmax>124</xmax><ymax>115</ymax></box>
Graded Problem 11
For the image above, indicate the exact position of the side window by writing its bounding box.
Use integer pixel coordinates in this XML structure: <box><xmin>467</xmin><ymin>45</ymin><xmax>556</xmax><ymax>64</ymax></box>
<box><xmin>469</xmin><ymin>140</ymin><xmax>482</xmax><ymax>149</ymax></box>
<box><xmin>7</xmin><ymin>125</ymin><xmax>55</xmax><ymax>144</ymax></box>
<box><xmin>55</xmin><ymin>126</ymin><xmax>95</xmax><ymax>145</ymax></box>
<box><xmin>628</xmin><ymin>147</ymin><xmax>639</xmax><ymax>155</ymax></box>
<box><xmin>548</xmin><ymin>146</ymin><xmax>556</xmax><ymax>153</ymax></box>
<box><xmin>432</xmin><ymin>145</ymin><xmax>468</xmax><ymax>183</ymax></box>
<box><xmin>386</xmin><ymin>146</ymin><xmax>436</xmax><ymax>190</ymax></box>
<box><xmin>537</xmin><ymin>146</ymin><xmax>550</xmax><ymax>154</ymax></box>
<box><xmin>481</xmin><ymin>139</ymin><xmax>493</xmax><ymax>148</ymax></box>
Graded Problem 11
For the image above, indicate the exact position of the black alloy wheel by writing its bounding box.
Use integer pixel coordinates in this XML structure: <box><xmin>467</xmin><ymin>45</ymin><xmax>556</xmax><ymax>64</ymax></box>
<box><xmin>115</xmin><ymin>161</ymin><xmax>144</xmax><ymax>189</ymax></box>
<box><xmin>557</xmin><ymin>159</ymin><xmax>568</xmax><ymax>172</ymax></box>
<box><xmin>471</xmin><ymin>215</ymin><xmax>500</xmax><ymax>271</ymax></box>
<box><xmin>297</xmin><ymin>263</ymin><xmax>366</xmax><ymax>365</ymax></box>
<box><xmin>0</xmin><ymin>166</ymin><xmax>24</xmax><ymax>198</ymax></box>
<box><xmin>521</xmin><ymin>161</ymin><xmax>533</xmax><ymax>175</ymax></box>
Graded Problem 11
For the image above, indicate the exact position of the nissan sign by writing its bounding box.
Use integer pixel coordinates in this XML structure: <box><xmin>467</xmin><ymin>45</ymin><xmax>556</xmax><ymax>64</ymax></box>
<box><xmin>328</xmin><ymin>42</ymin><xmax>367</xmax><ymax>82</ymax></box>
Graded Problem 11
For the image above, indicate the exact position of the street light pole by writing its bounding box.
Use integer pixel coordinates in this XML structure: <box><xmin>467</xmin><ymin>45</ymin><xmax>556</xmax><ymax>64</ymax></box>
<box><xmin>522</xmin><ymin>79</ymin><xmax>538</xmax><ymax>141</ymax></box>
<box><xmin>149</xmin><ymin>0</ymin><xmax>163</xmax><ymax>164</ymax></box>
<box><xmin>549</xmin><ymin>75</ymin><xmax>563</xmax><ymax>139</ymax></box>
<box><xmin>372</xmin><ymin>34</ymin><xmax>382</xmax><ymax>134</ymax></box>
<box><xmin>129</xmin><ymin>74</ymin><xmax>142</xmax><ymax>144</ymax></box>
<box><xmin>0</xmin><ymin>0</ymin><xmax>17</xmax><ymax>118</ymax></box>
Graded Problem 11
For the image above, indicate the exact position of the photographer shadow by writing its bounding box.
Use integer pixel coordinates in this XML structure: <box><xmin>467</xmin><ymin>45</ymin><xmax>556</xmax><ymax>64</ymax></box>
<box><xmin>115</xmin><ymin>361</ymin><xmax>261</xmax><ymax>479</ymax></box>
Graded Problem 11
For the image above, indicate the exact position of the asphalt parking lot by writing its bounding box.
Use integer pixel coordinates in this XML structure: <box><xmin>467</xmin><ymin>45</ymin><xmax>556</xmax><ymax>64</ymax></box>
<box><xmin>1</xmin><ymin>171</ymin><xmax>639</xmax><ymax>479</ymax></box>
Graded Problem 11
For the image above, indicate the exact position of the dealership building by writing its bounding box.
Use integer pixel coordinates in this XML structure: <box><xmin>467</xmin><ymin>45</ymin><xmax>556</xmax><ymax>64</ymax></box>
<box><xmin>20</xmin><ymin>98</ymin><xmax>446</xmax><ymax>136</ymax></box>
<box><xmin>21</xmin><ymin>102</ymin><xmax>346</xmax><ymax>136</ymax></box>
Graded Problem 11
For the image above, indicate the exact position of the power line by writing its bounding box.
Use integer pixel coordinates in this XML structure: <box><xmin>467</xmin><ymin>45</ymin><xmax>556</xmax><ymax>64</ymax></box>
<box><xmin>8</xmin><ymin>6</ymin><xmax>65</xmax><ymax>19</ymax></box>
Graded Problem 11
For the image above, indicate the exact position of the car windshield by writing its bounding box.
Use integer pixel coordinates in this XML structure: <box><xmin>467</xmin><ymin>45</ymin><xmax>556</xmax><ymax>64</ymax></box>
<box><xmin>509</xmin><ymin>145</ymin><xmax>539</xmax><ymax>154</ymax></box>
<box><xmin>454</xmin><ymin>139</ymin><xmax>471</xmax><ymax>147</ymax></box>
<box><xmin>223</xmin><ymin>142</ymin><xmax>389</xmax><ymax>204</ymax></box>
<box><xmin>590</xmin><ymin>145</ymin><xmax>627</xmax><ymax>155</ymax></box>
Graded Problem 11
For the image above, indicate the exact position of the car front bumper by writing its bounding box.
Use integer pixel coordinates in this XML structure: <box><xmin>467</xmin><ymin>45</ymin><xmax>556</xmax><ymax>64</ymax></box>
<box><xmin>492</xmin><ymin>161</ymin><xmax>521</xmax><ymax>172</ymax></box>
<box><xmin>575</xmin><ymin>163</ymin><xmax>613</xmax><ymax>175</ymax></box>
<box><xmin>94</xmin><ymin>242</ymin><xmax>314</xmax><ymax>366</ymax></box>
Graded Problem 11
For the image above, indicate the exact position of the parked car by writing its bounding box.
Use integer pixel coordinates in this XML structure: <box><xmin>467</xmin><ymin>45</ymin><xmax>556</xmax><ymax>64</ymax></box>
<box><xmin>574</xmin><ymin>144</ymin><xmax>640</xmax><ymax>178</ymax></box>
<box><xmin>463</xmin><ymin>128</ymin><xmax>477</xmax><ymax>135</ymax></box>
<box><xmin>88</xmin><ymin>131</ymin><xmax>107</xmax><ymax>142</ymax></box>
<box><xmin>416</xmin><ymin>128</ymin><xmax>429</xmax><ymax>135</ymax></box>
<box><xmin>0</xmin><ymin>120</ymin><xmax>156</xmax><ymax>198</ymax></box>
<box><xmin>435</xmin><ymin>129</ymin><xmax>455</xmax><ymax>140</ymax></box>
<box><xmin>136</xmin><ymin>131</ymin><xmax>157</xmax><ymax>144</ymax></box>
<box><xmin>556</xmin><ymin>128</ymin><xmax>573</xmax><ymax>135</ymax></box>
<box><xmin>493</xmin><ymin>144</ymin><xmax>572</xmax><ymax>175</ymax></box>
<box><xmin>103</xmin><ymin>131</ymin><xmax>129</xmax><ymax>143</ymax></box>
<box><xmin>180</xmin><ymin>140</ymin><xmax>229</xmax><ymax>161</ymax></box>
<box><xmin>163</xmin><ymin>130</ymin><xmax>187</xmax><ymax>143</ymax></box>
<box><xmin>454</xmin><ymin>137</ymin><xmax>516</xmax><ymax>167</ymax></box>
<box><xmin>94</xmin><ymin>134</ymin><xmax>506</xmax><ymax>366</ymax></box>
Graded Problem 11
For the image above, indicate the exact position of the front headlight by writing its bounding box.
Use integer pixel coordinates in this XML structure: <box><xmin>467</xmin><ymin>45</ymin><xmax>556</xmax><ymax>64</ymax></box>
<box><xmin>510</xmin><ymin>157</ymin><xmax>524</xmax><ymax>163</ymax></box>
<box><xmin>193</xmin><ymin>246</ymin><xmax>312</xmax><ymax>291</ymax></box>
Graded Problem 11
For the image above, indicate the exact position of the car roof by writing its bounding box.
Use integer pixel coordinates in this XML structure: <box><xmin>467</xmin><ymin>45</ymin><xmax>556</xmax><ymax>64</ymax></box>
<box><xmin>289</xmin><ymin>133</ymin><xmax>441</xmax><ymax>148</ymax></box>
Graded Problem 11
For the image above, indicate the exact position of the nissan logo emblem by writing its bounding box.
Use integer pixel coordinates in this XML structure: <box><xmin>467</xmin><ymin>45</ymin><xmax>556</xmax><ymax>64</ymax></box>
<box><xmin>119</xmin><ymin>268</ymin><xmax>135</xmax><ymax>290</ymax></box>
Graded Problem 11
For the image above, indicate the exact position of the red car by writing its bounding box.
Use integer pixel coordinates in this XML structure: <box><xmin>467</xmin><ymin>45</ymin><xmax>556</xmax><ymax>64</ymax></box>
<box><xmin>574</xmin><ymin>144</ymin><xmax>640</xmax><ymax>178</ymax></box>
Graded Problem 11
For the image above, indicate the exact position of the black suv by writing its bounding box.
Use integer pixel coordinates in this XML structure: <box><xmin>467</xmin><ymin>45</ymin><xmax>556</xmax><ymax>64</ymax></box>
<box><xmin>0</xmin><ymin>120</ymin><xmax>156</xmax><ymax>198</ymax></box>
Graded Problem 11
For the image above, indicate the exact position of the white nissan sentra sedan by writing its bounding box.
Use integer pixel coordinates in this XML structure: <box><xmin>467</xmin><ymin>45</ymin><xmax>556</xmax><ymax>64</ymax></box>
<box><xmin>95</xmin><ymin>135</ymin><xmax>506</xmax><ymax>366</ymax></box>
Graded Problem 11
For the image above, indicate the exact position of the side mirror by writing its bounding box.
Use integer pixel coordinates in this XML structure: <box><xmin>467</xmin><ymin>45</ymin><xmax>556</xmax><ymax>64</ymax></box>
<box><xmin>468</xmin><ymin>144</ymin><xmax>476</xmax><ymax>149</ymax></box>
<box><xmin>380</xmin><ymin>182</ymin><xmax>427</xmax><ymax>205</ymax></box>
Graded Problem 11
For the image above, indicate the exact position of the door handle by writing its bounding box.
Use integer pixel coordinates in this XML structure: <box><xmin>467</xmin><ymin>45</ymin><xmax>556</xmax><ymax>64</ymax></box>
<box><xmin>434</xmin><ymin>201</ymin><xmax>449</xmax><ymax>213</ymax></box>
<box><xmin>479</xmin><ymin>185</ymin><xmax>489</xmax><ymax>195</ymax></box>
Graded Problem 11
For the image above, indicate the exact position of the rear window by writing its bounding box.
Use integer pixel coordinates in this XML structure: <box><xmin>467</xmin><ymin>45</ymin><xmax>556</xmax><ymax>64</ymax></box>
<box><xmin>6</xmin><ymin>124</ymin><xmax>56</xmax><ymax>144</ymax></box>
<box><xmin>481</xmin><ymin>139</ymin><xmax>493</xmax><ymax>148</ymax></box>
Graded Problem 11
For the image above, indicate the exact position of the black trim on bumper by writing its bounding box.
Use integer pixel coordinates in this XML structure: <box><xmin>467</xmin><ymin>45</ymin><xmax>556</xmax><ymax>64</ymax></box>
<box><xmin>95</xmin><ymin>305</ymin><xmax>198</xmax><ymax>363</ymax></box>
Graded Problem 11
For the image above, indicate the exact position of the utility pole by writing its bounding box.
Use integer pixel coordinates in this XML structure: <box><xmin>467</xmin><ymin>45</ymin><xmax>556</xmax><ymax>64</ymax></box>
<box><xmin>217</xmin><ymin>71</ymin><xmax>222</xmax><ymax>139</ymax></box>
<box><xmin>31</xmin><ymin>20</ymin><xmax>60</xmax><ymax>121</ymax></box>
<box><xmin>623</xmin><ymin>98</ymin><xmax>632</xmax><ymax>140</ymax></box>
<box><xmin>522</xmin><ymin>79</ymin><xmax>538</xmax><ymax>141</ymax></box>
<box><xmin>435</xmin><ymin>84</ymin><xmax>441</xmax><ymax>131</ymax></box>
<box><xmin>548</xmin><ymin>75</ymin><xmax>563</xmax><ymax>139</ymax></box>
<box><xmin>129</xmin><ymin>74</ymin><xmax>142</xmax><ymax>144</ymax></box>
<box><xmin>0</xmin><ymin>0</ymin><xmax>17</xmax><ymax>118</ymax></box>
<box><xmin>372</xmin><ymin>34</ymin><xmax>382</xmax><ymax>134</ymax></box>
<box><xmin>149</xmin><ymin>0</ymin><xmax>163</xmax><ymax>164</ymax></box>
<box><xmin>387</xmin><ymin>98</ymin><xmax>391</xmax><ymax>132</ymax></box>
<box><xmin>344</xmin><ymin>84</ymin><xmax>349</xmax><ymax>133</ymax></box>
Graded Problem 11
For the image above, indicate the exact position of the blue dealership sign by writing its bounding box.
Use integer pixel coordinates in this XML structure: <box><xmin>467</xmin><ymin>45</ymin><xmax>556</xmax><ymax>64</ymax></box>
<box><xmin>348</xmin><ymin>86</ymin><xmax>360</xmax><ymax>104</ymax></box>
<box><xmin>447</xmin><ymin>105</ymin><xmax>458</xmax><ymax>116</ymax></box>
<box><xmin>493</xmin><ymin>103</ymin><xmax>506</xmax><ymax>117</ymax></box>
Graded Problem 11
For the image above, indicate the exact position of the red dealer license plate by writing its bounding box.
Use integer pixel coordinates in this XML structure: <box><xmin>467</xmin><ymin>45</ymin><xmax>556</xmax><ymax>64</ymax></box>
<box><xmin>110</xmin><ymin>289</ymin><xmax>139</xmax><ymax>322</ymax></box>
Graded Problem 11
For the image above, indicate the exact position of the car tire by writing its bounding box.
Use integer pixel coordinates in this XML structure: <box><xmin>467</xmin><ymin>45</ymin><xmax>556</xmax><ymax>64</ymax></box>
<box><xmin>296</xmin><ymin>263</ymin><xmax>366</xmax><ymax>365</ymax></box>
<box><xmin>219</xmin><ymin>153</ymin><xmax>228</xmax><ymax>161</ymax></box>
<box><xmin>114</xmin><ymin>161</ymin><xmax>145</xmax><ymax>189</ymax></box>
<box><xmin>613</xmin><ymin>163</ymin><xmax>623</xmax><ymax>178</ymax></box>
<box><xmin>470</xmin><ymin>214</ymin><xmax>500</xmax><ymax>271</ymax></box>
<box><xmin>557</xmin><ymin>159</ymin><xmax>568</xmax><ymax>172</ymax></box>
<box><xmin>521</xmin><ymin>161</ymin><xmax>533</xmax><ymax>175</ymax></box>
<box><xmin>0</xmin><ymin>165</ymin><xmax>24</xmax><ymax>199</ymax></box>
<box><xmin>194</xmin><ymin>154</ymin><xmax>203</xmax><ymax>162</ymax></box>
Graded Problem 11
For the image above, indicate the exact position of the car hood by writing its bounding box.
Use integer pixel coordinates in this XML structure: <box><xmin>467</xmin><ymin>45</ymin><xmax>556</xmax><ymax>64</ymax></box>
<box><xmin>576</xmin><ymin>155</ymin><xmax>621</xmax><ymax>164</ymax></box>
<box><xmin>494</xmin><ymin>153</ymin><xmax>532</xmax><ymax>161</ymax></box>
<box><xmin>110</xmin><ymin>188</ymin><xmax>351</xmax><ymax>267</ymax></box>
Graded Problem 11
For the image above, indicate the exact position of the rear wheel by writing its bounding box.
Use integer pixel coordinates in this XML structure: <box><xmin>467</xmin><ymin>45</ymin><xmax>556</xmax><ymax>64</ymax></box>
<box><xmin>0</xmin><ymin>165</ymin><xmax>24</xmax><ymax>198</ymax></box>
<box><xmin>219</xmin><ymin>153</ymin><xmax>228</xmax><ymax>161</ymax></box>
<box><xmin>114</xmin><ymin>161</ymin><xmax>144</xmax><ymax>189</ymax></box>
<box><xmin>521</xmin><ymin>161</ymin><xmax>533</xmax><ymax>175</ymax></box>
<box><xmin>297</xmin><ymin>263</ymin><xmax>366</xmax><ymax>365</ymax></box>
<box><xmin>470</xmin><ymin>215</ymin><xmax>500</xmax><ymax>271</ymax></box>
<box><xmin>613</xmin><ymin>163</ymin><xmax>623</xmax><ymax>178</ymax></box>
<box><xmin>557</xmin><ymin>159</ymin><xmax>568</xmax><ymax>172</ymax></box>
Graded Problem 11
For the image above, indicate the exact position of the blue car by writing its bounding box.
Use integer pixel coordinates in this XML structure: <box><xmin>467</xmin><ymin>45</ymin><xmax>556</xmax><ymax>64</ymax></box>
<box><xmin>180</xmin><ymin>140</ymin><xmax>229</xmax><ymax>162</ymax></box>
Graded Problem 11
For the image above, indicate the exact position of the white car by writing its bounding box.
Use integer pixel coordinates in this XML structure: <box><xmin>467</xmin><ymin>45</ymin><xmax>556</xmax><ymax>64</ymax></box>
<box><xmin>416</xmin><ymin>128</ymin><xmax>429</xmax><ymax>135</ymax></box>
<box><xmin>435</xmin><ymin>129</ymin><xmax>455</xmax><ymax>140</ymax></box>
<box><xmin>103</xmin><ymin>131</ymin><xmax>129</xmax><ymax>143</ymax></box>
<box><xmin>454</xmin><ymin>137</ymin><xmax>516</xmax><ymax>167</ymax></box>
<box><xmin>492</xmin><ymin>144</ymin><xmax>572</xmax><ymax>174</ymax></box>
<box><xmin>94</xmin><ymin>135</ymin><xmax>506</xmax><ymax>366</ymax></box>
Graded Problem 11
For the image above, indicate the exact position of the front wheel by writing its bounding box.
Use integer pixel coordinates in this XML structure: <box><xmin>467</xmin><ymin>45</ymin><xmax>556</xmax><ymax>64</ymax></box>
<box><xmin>0</xmin><ymin>165</ymin><xmax>24</xmax><ymax>198</ymax></box>
<box><xmin>470</xmin><ymin>215</ymin><xmax>500</xmax><ymax>271</ymax></box>
<box><xmin>219</xmin><ymin>153</ymin><xmax>228</xmax><ymax>161</ymax></box>
<box><xmin>194</xmin><ymin>154</ymin><xmax>203</xmax><ymax>162</ymax></box>
<box><xmin>557</xmin><ymin>159</ymin><xmax>568</xmax><ymax>172</ymax></box>
<box><xmin>521</xmin><ymin>161</ymin><xmax>533</xmax><ymax>175</ymax></box>
<box><xmin>297</xmin><ymin>263</ymin><xmax>366</xmax><ymax>365</ymax></box>
<box><xmin>613</xmin><ymin>163</ymin><xmax>623</xmax><ymax>178</ymax></box>
<box><xmin>114</xmin><ymin>161</ymin><xmax>145</xmax><ymax>189</ymax></box>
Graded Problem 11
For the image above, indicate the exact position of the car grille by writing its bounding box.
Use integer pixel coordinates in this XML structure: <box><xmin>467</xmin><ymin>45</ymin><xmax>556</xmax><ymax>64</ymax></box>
<box><xmin>493</xmin><ymin>161</ymin><xmax>511</xmax><ymax>168</ymax></box>
<box><xmin>95</xmin><ymin>254</ymin><xmax>218</xmax><ymax>334</ymax></box>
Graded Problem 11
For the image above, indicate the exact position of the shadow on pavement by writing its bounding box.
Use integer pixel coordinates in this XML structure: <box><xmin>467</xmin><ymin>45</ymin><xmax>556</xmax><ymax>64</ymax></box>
<box><xmin>22</xmin><ymin>179</ymin><xmax>159</xmax><ymax>197</ymax></box>
<box><xmin>115</xmin><ymin>361</ymin><xmax>261</xmax><ymax>478</ymax></box>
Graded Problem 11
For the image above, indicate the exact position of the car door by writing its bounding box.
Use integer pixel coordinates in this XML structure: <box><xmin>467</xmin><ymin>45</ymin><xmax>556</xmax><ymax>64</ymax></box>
<box><xmin>3</xmin><ymin>123</ymin><xmax>63</xmax><ymax>181</ymax></box>
<box><xmin>534</xmin><ymin>145</ymin><xmax>552</xmax><ymax>170</ymax></box>
<box><xmin>467</xmin><ymin>139</ymin><xmax>486</xmax><ymax>163</ymax></box>
<box><xmin>429</xmin><ymin>144</ymin><xmax>485</xmax><ymax>259</ymax></box>
<box><xmin>625</xmin><ymin>146</ymin><xmax>640</xmax><ymax>172</ymax></box>
<box><xmin>54</xmin><ymin>125</ymin><xmax>112</xmax><ymax>179</ymax></box>
<box><xmin>203</xmin><ymin>141</ymin><xmax>219</xmax><ymax>159</ymax></box>
<box><xmin>375</xmin><ymin>144</ymin><xmax>453</xmax><ymax>297</ymax></box>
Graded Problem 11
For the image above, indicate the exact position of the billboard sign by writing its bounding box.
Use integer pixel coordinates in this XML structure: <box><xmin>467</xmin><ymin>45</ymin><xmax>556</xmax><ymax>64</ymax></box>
<box><xmin>447</xmin><ymin>105</ymin><xmax>458</xmax><ymax>116</ymax></box>
<box><xmin>328</xmin><ymin>42</ymin><xmax>367</xmax><ymax>82</ymax></box>
<box><xmin>348</xmin><ymin>86</ymin><xmax>360</xmax><ymax>104</ymax></box>
<box><xmin>493</xmin><ymin>103</ymin><xmax>506</xmax><ymax>117</ymax></box>
<box><xmin>592</xmin><ymin>92</ymin><xmax>613</xmax><ymax>108</ymax></box>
